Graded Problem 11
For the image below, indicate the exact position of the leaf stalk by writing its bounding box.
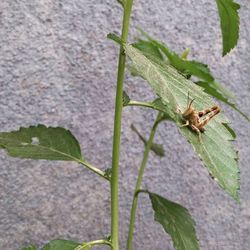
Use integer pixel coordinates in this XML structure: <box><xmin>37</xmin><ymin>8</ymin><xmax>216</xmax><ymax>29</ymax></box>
<box><xmin>77</xmin><ymin>159</ymin><xmax>109</xmax><ymax>181</ymax></box>
<box><xmin>80</xmin><ymin>239</ymin><xmax>112</xmax><ymax>249</ymax></box>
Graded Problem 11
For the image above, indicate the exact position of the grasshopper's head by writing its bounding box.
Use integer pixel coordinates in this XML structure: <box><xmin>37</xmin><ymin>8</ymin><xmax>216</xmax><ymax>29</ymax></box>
<box><xmin>182</xmin><ymin>98</ymin><xmax>195</xmax><ymax>118</ymax></box>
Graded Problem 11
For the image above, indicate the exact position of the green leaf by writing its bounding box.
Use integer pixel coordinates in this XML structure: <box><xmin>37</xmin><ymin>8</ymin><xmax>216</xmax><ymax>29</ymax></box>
<box><xmin>197</xmin><ymin>81</ymin><xmax>249</xmax><ymax>121</ymax></box>
<box><xmin>125</xmin><ymin>44</ymin><xmax>239</xmax><ymax>201</ymax></box>
<box><xmin>131</xmin><ymin>124</ymin><xmax>165</xmax><ymax>157</ymax></box>
<box><xmin>0</xmin><ymin>125</ymin><xmax>83</xmax><ymax>161</ymax></box>
<box><xmin>20</xmin><ymin>246</ymin><xmax>37</xmax><ymax>250</ymax></box>
<box><xmin>133</xmin><ymin>40</ymin><xmax>164</xmax><ymax>61</ymax></box>
<box><xmin>147</xmin><ymin>37</ymin><xmax>248</xmax><ymax>120</ymax></box>
<box><xmin>122</xmin><ymin>91</ymin><xmax>131</xmax><ymax>106</ymax></box>
<box><xmin>41</xmin><ymin>239</ymin><xmax>81</xmax><ymax>250</ymax></box>
<box><xmin>159</xmin><ymin>48</ymin><xmax>214</xmax><ymax>82</ymax></box>
<box><xmin>133</xmin><ymin>35</ymin><xmax>214</xmax><ymax>82</ymax></box>
<box><xmin>149</xmin><ymin>192</ymin><xmax>199</xmax><ymax>250</ymax></box>
<box><xmin>134</xmin><ymin>33</ymin><xmax>249</xmax><ymax>121</ymax></box>
<box><xmin>104</xmin><ymin>168</ymin><xmax>112</xmax><ymax>179</ymax></box>
<box><xmin>215</xmin><ymin>0</ymin><xmax>240</xmax><ymax>56</ymax></box>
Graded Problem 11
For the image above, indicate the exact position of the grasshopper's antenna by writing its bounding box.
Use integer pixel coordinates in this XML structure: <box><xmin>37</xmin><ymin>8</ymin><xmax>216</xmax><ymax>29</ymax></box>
<box><xmin>187</xmin><ymin>91</ymin><xmax>190</xmax><ymax>108</ymax></box>
<box><xmin>187</xmin><ymin>91</ymin><xmax>195</xmax><ymax>109</ymax></box>
<box><xmin>189</xmin><ymin>98</ymin><xmax>195</xmax><ymax>108</ymax></box>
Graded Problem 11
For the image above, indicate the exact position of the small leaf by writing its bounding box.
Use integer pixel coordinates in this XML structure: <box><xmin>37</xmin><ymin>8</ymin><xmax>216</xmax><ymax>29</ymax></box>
<box><xmin>104</xmin><ymin>235</ymin><xmax>112</xmax><ymax>242</ymax></box>
<box><xmin>180</xmin><ymin>48</ymin><xmax>190</xmax><ymax>60</ymax></box>
<box><xmin>41</xmin><ymin>239</ymin><xmax>81</xmax><ymax>250</ymax></box>
<box><xmin>149</xmin><ymin>192</ymin><xmax>199</xmax><ymax>250</ymax></box>
<box><xmin>150</xmin><ymin>143</ymin><xmax>165</xmax><ymax>157</ymax></box>
<box><xmin>215</xmin><ymin>0</ymin><xmax>240</xmax><ymax>56</ymax></box>
<box><xmin>104</xmin><ymin>168</ymin><xmax>112</xmax><ymax>179</ymax></box>
<box><xmin>126</xmin><ymin>44</ymin><xmax>239</xmax><ymax>201</ymax></box>
<box><xmin>20</xmin><ymin>246</ymin><xmax>37</xmax><ymax>250</ymax></box>
<box><xmin>131</xmin><ymin>124</ymin><xmax>165</xmax><ymax>157</ymax></box>
<box><xmin>123</xmin><ymin>91</ymin><xmax>131</xmax><ymax>106</ymax></box>
<box><xmin>0</xmin><ymin>125</ymin><xmax>83</xmax><ymax>161</ymax></box>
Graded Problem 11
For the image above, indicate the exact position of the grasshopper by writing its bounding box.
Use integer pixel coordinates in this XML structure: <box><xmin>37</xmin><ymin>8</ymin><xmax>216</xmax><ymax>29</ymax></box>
<box><xmin>178</xmin><ymin>93</ymin><xmax>220</xmax><ymax>142</ymax></box>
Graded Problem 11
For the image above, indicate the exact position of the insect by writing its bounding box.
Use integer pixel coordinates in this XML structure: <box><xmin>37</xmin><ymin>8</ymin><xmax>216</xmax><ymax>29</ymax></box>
<box><xmin>178</xmin><ymin>93</ymin><xmax>221</xmax><ymax>142</ymax></box>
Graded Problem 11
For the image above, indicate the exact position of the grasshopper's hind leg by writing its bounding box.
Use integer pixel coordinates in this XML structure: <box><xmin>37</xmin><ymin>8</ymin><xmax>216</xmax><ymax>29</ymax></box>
<box><xmin>198</xmin><ymin>105</ymin><xmax>220</xmax><ymax>117</ymax></box>
<box><xmin>199</xmin><ymin>105</ymin><xmax>221</xmax><ymax>127</ymax></box>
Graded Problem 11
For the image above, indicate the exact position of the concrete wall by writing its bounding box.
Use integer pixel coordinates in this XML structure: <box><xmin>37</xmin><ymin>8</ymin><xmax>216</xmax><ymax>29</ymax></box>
<box><xmin>0</xmin><ymin>0</ymin><xmax>249</xmax><ymax>249</ymax></box>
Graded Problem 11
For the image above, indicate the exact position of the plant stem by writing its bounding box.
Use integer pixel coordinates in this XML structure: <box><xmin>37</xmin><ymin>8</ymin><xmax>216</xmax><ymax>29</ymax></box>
<box><xmin>111</xmin><ymin>1</ymin><xmax>134</xmax><ymax>250</ymax></box>
<box><xmin>128</xmin><ymin>100</ymin><xmax>158</xmax><ymax>110</ymax></box>
<box><xmin>127</xmin><ymin>100</ymin><xmax>173</xmax><ymax>121</ymax></box>
<box><xmin>80</xmin><ymin>239</ymin><xmax>112</xmax><ymax>249</ymax></box>
<box><xmin>77</xmin><ymin>159</ymin><xmax>109</xmax><ymax>181</ymax></box>
<box><xmin>126</xmin><ymin>112</ymin><xmax>162</xmax><ymax>250</ymax></box>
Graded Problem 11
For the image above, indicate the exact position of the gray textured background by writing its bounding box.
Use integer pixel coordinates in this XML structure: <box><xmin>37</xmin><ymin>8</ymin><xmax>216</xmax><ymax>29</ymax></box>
<box><xmin>0</xmin><ymin>0</ymin><xmax>249</xmax><ymax>249</ymax></box>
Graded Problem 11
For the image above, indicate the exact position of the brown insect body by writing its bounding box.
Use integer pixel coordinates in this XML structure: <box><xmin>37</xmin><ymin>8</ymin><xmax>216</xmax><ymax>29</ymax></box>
<box><xmin>180</xmin><ymin>95</ymin><xmax>220</xmax><ymax>141</ymax></box>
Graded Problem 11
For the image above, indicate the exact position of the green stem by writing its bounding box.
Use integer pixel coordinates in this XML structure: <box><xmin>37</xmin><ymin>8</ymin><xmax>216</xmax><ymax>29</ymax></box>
<box><xmin>127</xmin><ymin>100</ymin><xmax>173</xmax><ymax>121</ymax></box>
<box><xmin>77</xmin><ymin>159</ymin><xmax>109</xmax><ymax>181</ymax></box>
<box><xmin>126</xmin><ymin>112</ymin><xmax>162</xmax><ymax>250</ymax></box>
<box><xmin>80</xmin><ymin>239</ymin><xmax>112</xmax><ymax>249</ymax></box>
<box><xmin>127</xmin><ymin>100</ymin><xmax>159</xmax><ymax>110</ymax></box>
<box><xmin>111</xmin><ymin>1</ymin><xmax>134</xmax><ymax>250</ymax></box>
